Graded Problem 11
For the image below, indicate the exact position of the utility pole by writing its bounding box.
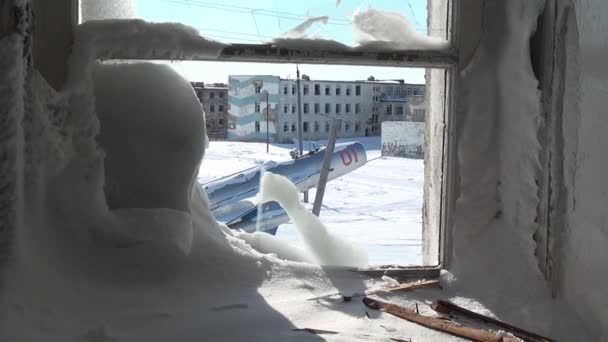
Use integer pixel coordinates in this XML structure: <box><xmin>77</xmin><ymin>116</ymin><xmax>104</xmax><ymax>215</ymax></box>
<box><xmin>266</xmin><ymin>91</ymin><xmax>269</xmax><ymax>153</ymax></box>
<box><xmin>296</xmin><ymin>65</ymin><xmax>308</xmax><ymax>203</ymax></box>
<box><xmin>313</xmin><ymin>119</ymin><xmax>339</xmax><ymax>216</ymax></box>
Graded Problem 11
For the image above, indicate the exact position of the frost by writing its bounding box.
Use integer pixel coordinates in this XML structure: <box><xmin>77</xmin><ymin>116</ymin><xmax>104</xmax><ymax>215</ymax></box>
<box><xmin>281</xmin><ymin>16</ymin><xmax>329</xmax><ymax>39</ymax></box>
<box><xmin>272</xmin><ymin>8</ymin><xmax>448</xmax><ymax>52</ymax></box>
<box><xmin>352</xmin><ymin>8</ymin><xmax>449</xmax><ymax>50</ymax></box>
<box><xmin>259</xmin><ymin>172</ymin><xmax>368</xmax><ymax>267</ymax></box>
<box><xmin>80</xmin><ymin>0</ymin><xmax>137</xmax><ymax>22</ymax></box>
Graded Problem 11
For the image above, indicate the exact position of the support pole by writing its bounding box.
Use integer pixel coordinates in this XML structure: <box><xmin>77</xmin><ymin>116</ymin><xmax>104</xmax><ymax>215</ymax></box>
<box><xmin>266</xmin><ymin>91</ymin><xmax>269</xmax><ymax>153</ymax></box>
<box><xmin>312</xmin><ymin>119</ymin><xmax>339</xmax><ymax>216</ymax></box>
<box><xmin>296</xmin><ymin>65</ymin><xmax>308</xmax><ymax>202</ymax></box>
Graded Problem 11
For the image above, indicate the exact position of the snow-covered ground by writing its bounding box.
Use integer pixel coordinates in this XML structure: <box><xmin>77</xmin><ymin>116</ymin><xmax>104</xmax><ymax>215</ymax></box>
<box><xmin>198</xmin><ymin>136</ymin><xmax>424</xmax><ymax>265</ymax></box>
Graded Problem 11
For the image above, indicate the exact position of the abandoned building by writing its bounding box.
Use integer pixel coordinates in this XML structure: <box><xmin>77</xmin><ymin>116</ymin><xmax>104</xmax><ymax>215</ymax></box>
<box><xmin>0</xmin><ymin>0</ymin><xmax>606</xmax><ymax>341</ymax></box>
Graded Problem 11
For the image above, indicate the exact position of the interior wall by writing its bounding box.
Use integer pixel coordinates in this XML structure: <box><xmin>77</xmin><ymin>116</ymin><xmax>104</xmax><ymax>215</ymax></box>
<box><xmin>32</xmin><ymin>0</ymin><xmax>73</xmax><ymax>90</ymax></box>
<box><xmin>558</xmin><ymin>0</ymin><xmax>608</xmax><ymax>339</ymax></box>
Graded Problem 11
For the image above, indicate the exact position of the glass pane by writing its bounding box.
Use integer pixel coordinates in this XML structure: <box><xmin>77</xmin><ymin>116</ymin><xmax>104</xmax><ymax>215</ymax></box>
<box><xmin>189</xmin><ymin>61</ymin><xmax>434</xmax><ymax>266</ymax></box>
<box><xmin>82</xmin><ymin>0</ymin><xmax>447</xmax><ymax>49</ymax></box>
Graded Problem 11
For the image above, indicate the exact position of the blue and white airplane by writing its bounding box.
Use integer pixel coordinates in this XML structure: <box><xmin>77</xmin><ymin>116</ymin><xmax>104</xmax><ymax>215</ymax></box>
<box><xmin>200</xmin><ymin>142</ymin><xmax>367</xmax><ymax>235</ymax></box>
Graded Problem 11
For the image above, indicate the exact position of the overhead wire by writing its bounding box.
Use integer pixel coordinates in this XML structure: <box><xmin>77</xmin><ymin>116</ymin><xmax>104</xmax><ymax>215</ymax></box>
<box><xmin>161</xmin><ymin>0</ymin><xmax>351</xmax><ymax>26</ymax></box>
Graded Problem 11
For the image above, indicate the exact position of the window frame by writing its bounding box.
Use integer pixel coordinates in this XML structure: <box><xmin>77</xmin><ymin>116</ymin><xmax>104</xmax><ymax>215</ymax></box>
<box><xmin>73</xmin><ymin>0</ymin><xmax>460</xmax><ymax>273</ymax></box>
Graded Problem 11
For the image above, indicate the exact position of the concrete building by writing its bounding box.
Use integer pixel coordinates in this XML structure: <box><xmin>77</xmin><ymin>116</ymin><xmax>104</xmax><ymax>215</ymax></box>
<box><xmin>227</xmin><ymin>75</ymin><xmax>280</xmax><ymax>141</ymax></box>
<box><xmin>228</xmin><ymin>75</ymin><xmax>426</xmax><ymax>143</ymax></box>
<box><xmin>371</xmin><ymin>81</ymin><xmax>426</xmax><ymax>134</ymax></box>
<box><xmin>275</xmin><ymin>77</ymin><xmax>372</xmax><ymax>143</ymax></box>
<box><xmin>191</xmin><ymin>82</ymin><xmax>229</xmax><ymax>140</ymax></box>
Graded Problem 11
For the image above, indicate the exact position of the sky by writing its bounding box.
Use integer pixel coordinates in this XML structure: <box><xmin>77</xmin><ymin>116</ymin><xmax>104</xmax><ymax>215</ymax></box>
<box><xmin>135</xmin><ymin>0</ymin><xmax>429</xmax><ymax>83</ymax></box>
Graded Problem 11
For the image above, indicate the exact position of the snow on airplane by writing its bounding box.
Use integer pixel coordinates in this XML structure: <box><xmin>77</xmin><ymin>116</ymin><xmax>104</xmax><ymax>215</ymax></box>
<box><xmin>200</xmin><ymin>141</ymin><xmax>367</xmax><ymax>235</ymax></box>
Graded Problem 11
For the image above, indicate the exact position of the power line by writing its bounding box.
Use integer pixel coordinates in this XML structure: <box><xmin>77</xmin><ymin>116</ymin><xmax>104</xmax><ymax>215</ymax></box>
<box><xmin>179</xmin><ymin>0</ymin><xmax>351</xmax><ymax>24</ymax></box>
<box><xmin>161</xmin><ymin>0</ymin><xmax>351</xmax><ymax>26</ymax></box>
<box><xmin>196</xmin><ymin>27</ymin><xmax>273</xmax><ymax>39</ymax></box>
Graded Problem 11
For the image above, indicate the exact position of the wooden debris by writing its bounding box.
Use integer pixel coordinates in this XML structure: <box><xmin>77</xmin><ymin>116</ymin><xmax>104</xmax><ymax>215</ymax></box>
<box><xmin>363</xmin><ymin>297</ymin><xmax>512</xmax><ymax>342</ymax></box>
<box><xmin>293</xmin><ymin>328</ymin><xmax>339</xmax><ymax>335</ymax></box>
<box><xmin>431</xmin><ymin>300</ymin><xmax>556</xmax><ymax>342</ymax></box>
<box><xmin>307</xmin><ymin>279</ymin><xmax>441</xmax><ymax>301</ymax></box>
<box><xmin>383</xmin><ymin>279</ymin><xmax>442</xmax><ymax>293</ymax></box>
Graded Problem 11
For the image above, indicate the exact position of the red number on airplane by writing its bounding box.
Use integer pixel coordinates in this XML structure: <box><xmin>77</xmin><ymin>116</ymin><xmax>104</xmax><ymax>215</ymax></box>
<box><xmin>340</xmin><ymin>146</ymin><xmax>358</xmax><ymax>166</ymax></box>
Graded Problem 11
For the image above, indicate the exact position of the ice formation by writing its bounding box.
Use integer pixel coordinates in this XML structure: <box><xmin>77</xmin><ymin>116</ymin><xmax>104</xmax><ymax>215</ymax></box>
<box><xmin>281</xmin><ymin>16</ymin><xmax>329</xmax><ymax>39</ymax></box>
<box><xmin>352</xmin><ymin>8</ymin><xmax>449</xmax><ymax>50</ymax></box>
<box><xmin>66</xmin><ymin>19</ymin><xmax>227</xmax><ymax>92</ymax></box>
<box><xmin>259</xmin><ymin>172</ymin><xmax>368</xmax><ymax>267</ymax></box>
<box><xmin>80</xmin><ymin>0</ymin><xmax>137</xmax><ymax>22</ymax></box>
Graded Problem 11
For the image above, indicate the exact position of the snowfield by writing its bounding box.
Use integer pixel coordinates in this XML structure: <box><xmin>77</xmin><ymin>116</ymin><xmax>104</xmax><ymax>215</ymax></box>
<box><xmin>198</xmin><ymin>136</ymin><xmax>424</xmax><ymax>265</ymax></box>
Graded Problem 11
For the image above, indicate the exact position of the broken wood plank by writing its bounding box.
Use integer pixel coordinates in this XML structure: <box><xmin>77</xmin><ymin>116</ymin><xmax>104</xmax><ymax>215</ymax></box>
<box><xmin>363</xmin><ymin>297</ymin><xmax>510</xmax><ymax>342</ymax></box>
<box><xmin>431</xmin><ymin>300</ymin><xmax>556</xmax><ymax>342</ymax></box>
<box><xmin>308</xmin><ymin>280</ymin><xmax>441</xmax><ymax>301</ymax></box>
<box><xmin>384</xmin><ymin>279</ymin><xmax>442</xmax><ymax>293</ymax></box>
<box><xmin>293</xmin><ymin>328</ymin><xmax>339</xmax><ymax>335</ymax></box>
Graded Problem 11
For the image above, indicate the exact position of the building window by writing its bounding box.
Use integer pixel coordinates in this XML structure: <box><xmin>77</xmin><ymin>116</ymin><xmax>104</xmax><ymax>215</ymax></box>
<box><xmin>325</xmin><ymin>122</ymin><xmax>330</xmax><ymax>132</ymax></box>
<box><xmin>219</xmin><ymin>119</ymin><xmax>224</xmax><ymax>125</ymax></box>
<box><xmin>292</xmin><ymin>85</ymin><xmax>296</xmax><ymax>95</ymax></box>
<box><xmin>292</xmin><ymin>105</ymin><xmax>296</xmax><ymax>114</ymax></box>
<box><xmin>303</xmin><ymin>121</ymin><xmax>309</xmax><ymax>132</ymax></box>
<box><xmin>303</xmin><ymin>85</ymin><xmax>309</xmax><ymax>95</ymax></box>
<box><xmin>386</xmin><ymin>104</ymin><xmax>393</xmax><ymax>115</ymax></box>
<box><xmin>355</xmin><ymin>103</ymin><xmax>360</xmax><ymax>113</ymax></box>
<box><xmin>255</xmin><ymin>121</ymin><xmax>260</xmax><ymax>132</ymax></box>
<box><xmin>325</xmin><ymin>103</ymin><xmax>330</xmax><ymax>114</ymax></box>
<box><xmin>284</xmin><ymin>86</ymin><xmax>288</xmax><ymax>95</ymax></box>
<box><xmin>284</xmin><ymin>104</ymin><xmax>288</xmax><ymax>113</ymax></box>
<box><xmin>303</xmin><ymin>103</ymin><xmax>309</xmax><ymax>114</ymax></box>
<box><xmin>325</xmin><ymin>86</ymin><xmax>330</xmax><ymax>95</ymax></box>
<box><xmin>335</xmin><ymin>103</ymin><xmax>341</xmax><ymax>114</ymax></box>
<box><xmin>407</xmin><ymin>87</ymin><xmax>413</xmax><ymax>95</ymax></box>
<box><xmin>255</xmin><ymin>102</ymin><xmax>261</xmax><ymax>112</ymax></box>
<box><xmin>254</xmin><ymin>82</ymin><xmax>262</xmax><ymax>93</ymax></box>
<box><xmin>355</xmin><ymin>85</ymin><xmax>361</xmax><ymax>96</ymax></box>
<box><xmin>345</xmin><ymin>104</ymin><xmax>351</xmax><ymax>113</ymax></box>
<box><xmin>346</xmin><ymin>87</ymin><xmax>351</xmax><ymax>96</ymax></box>
<box><xmin>355</xmin><ymin>122</ymin><xmax>360</xmax><ymax>132</ymax></box>
<box><xmin>314</xmin><ymin>84</ymin><xmax>320</xmax><ymax>95</ymax></box>
<box><xmin>345</xmin><ymin>123</ymin><xmax>350</xmax><ymax>132</ymax></box>
<box><xmin>283</xmin><ymin>122</ymin><xmax>289</xmax><ymax>132</ymax></box>
<box><xmin>210</xmin><ymin>104</ymin><xmax>215</xmax><ymax>112</ymax></box>
<box><xmin>396</xmin><ymin>105</ymin><xmax>404</xmax><ymax>115</ymax></box>
<box><xmin>219</xmin><ymin>105</ymin><xmax>224</xmax><ymax>112</ymax></box>
<box><xmin>291</xmin><ymin>124</ymin><xmax>296</xmax><ymax>132</ymax></box>
<box><xmin>314</xmin><ymin>103</ymin><xmax>320</xmax><ymax>114</ymax></box>
<box><xmin>219</xmin><ymin>92</ymin><xmax>224</xmax><ymax>98</ymax></box>
<box><xmin>387</xmin><ymin>87</ymin><xmax>392</xmax><ymax>96</ymax></box>
<box><xmin>335</xmin><ymin>87</ymin><xmax>341</xmax><ymax>96</ymax></box>
<box><xmin>314</xmin><ymin>121</ymin><xmax>319</xmax><ymax>132</ymax></box>
<box><xmin>210</xmin><ymin>92</ymin><xmax>215</xmax><ymax>99</ymax></box>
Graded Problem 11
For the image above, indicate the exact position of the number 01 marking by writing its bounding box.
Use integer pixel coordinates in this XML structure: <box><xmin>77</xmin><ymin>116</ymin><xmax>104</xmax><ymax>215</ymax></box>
<box><xmin>340</xmin><ymin>146</ymin><xmax>359</xmax><ymax>166</ymax></box>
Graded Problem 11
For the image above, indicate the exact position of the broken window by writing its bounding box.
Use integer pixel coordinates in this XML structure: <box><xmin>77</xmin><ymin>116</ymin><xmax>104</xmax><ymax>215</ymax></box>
<box><xmin>79</xmin><ymin>0</ymin><xmax>456</xmax><ymax>269</ymax></box>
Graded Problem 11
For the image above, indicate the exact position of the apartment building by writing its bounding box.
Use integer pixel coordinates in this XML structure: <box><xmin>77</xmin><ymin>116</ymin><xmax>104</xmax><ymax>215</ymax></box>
<box><xmin>227</xmin><ymin>75</ymin><xmax>426</xmax><ymax>143</ymax></box>
<box><xmin>227</xmin><ymin>75</ymin><xmax>280</xmax><ymax>141</ymax></box>
<box><xmin>191</xmin><ymin>82</ymin><xmax>229</xmax><ymax>140</ymax></box>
